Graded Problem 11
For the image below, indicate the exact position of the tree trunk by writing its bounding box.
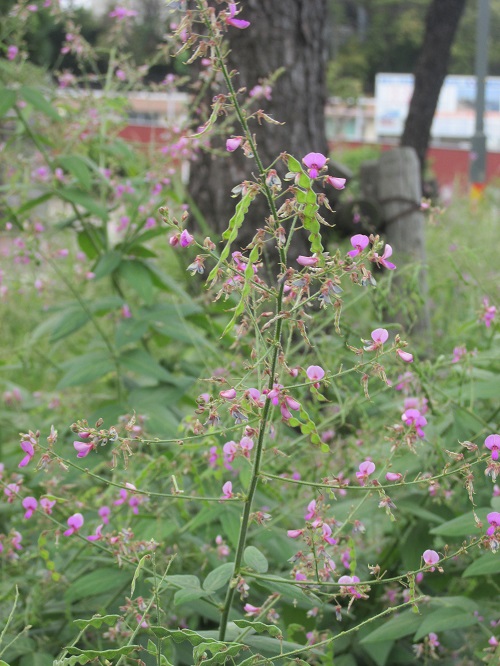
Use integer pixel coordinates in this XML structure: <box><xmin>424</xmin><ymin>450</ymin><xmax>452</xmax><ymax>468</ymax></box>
<box><xmin>400</xmin><ymin>0</ymin><xmax>466</xmax><ymax>172</ymax></box>
<box><xmin>188</xmin><ymin>0</ymin><xmax>330</xmax><ymax>257</ymax></box>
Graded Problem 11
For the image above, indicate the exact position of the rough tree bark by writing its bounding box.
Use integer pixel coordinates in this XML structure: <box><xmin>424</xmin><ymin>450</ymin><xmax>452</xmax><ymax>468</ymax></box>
<box><xmin>400</xmin><ymin>0</ymin><xmax>467</xmax><ymax>173</ymax></box>
<box><xmin>188</xmin><ymin>0</ymin><xmax>330</xmax><ymax>255</ymax></box>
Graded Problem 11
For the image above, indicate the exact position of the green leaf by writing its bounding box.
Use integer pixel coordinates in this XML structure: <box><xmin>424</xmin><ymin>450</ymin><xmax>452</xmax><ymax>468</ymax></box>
<box><xmin>73</xmin><ymin>615</ymin><xmax>120</xmax><ymax>630</ymax></box>
<box><xmin>287</xmin><ymin>155</ymin><xmax>302</xmax><ymax>172</ymax></box>
<box><xmin>17</xmin><ymin>192</ymin><xmax>53</xmax><ymax>215</ymax></box>
<box><xmin>149</xmin><ymin>627</ymin><xmax>212</xmax><ymax>645</ymax></box>
<box><xmin>120</xmin><ymin>348</ymin><xmax>175</xmax><ymax>382</ymax></box>
<box><xmin>429</xmin><ymin>508</ymin><xmax>490</xmax><ymax>537</ymax></box>
<box><xmin>243</xmin><ymin>546</ymin><xmax>269</xmax><ymax>574</ymax></box>
<box><xmin>192</xmin><ymin>640</ymin><xmax>245</xmax><ymax>665</ymax></box>
<box><xmin>463</xmin><ymin>552</ymin><xmax>500</xmax><ymax>577</ymax></box>
<box><xmin>131</xmin><ymin>554</ymin><xmax>149</xmax><ymax>597</ymax></box>
<box><xmin>360</xmin><ymin>610</ymin><xmax>422</xmax><ymax>644</ymax></box>
<box><xmin>203</xmin><ymin>563</ymin><xmax>235</xmax><ymax>593</ymax></box>
<box><xmin>66</xmin><ymin>647</ymin><xmax>140</xmax><ymax>659</ymax></box>
<box><xmin>413</xmin><ymin>607</ymin><xmax>477</xmax><ymax>641</ymax></box>
<box><xmin>64</xmin><ymin>569</ymin><xmax>130</xmax><ymax>603</ymax></box>
<box><xmin>46</xmin><ymin>308</ymin><xmax>90</xmax><ymax>343</ymax></box>
<box><xmin>233</xmin><ymin>620</ymin><xmax>282</xmax><ymax>639</ymax></box>
<box><xmin>118</xmin><ymin>260</ymin><xmax>154</xmax><ymax>304</ymax></box>
<box><xmin>20</xmin><ymin>86</ymin><xmax>61</xmax><ymax>121</ymax></box>
<box><xmin>116</xmin><ymin>319</ymin><xmax>149</xmax><ymax>348</ymax></box>
<box><xmin>92</xmin><ymin>251</ymin><xmax>122</xmax><ymax>279</ymax></box>
<box><xmin>59</xmin><ymin>187</ymin><xmax>108</xmax><ymax>221</ymax></box>
<box><xmin>58</xmin><ymin>155</ymin><xmax>92</xmax><ymax>191</ymax></box>
<box><xmin>207</xmin><ymin>191</ymin><xmax>257</xmax><ymax>282</ymax></box>
<box><xmin>77</xmin><ymin>231</ymin><xmax>101</xmax><ymax>259</ymax></box>
<box><xmin>0</xmin><ymin>88</ymin><xmax>16</xmax><ymax>117</ymax></box>
<box><xmin>57</xmin><ymin>351</ymin><xmax>115</xmax><ymax>389</ymax></box>
<box><xmin>174</xmin><ymin>588</ymin><xmax>207</xmax><ymax>606</ymax></box>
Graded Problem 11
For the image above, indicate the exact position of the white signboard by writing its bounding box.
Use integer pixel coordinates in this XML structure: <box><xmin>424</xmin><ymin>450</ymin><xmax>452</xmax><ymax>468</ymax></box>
<box><xmin>375</xmin><ymin>73</ymin><xmax>500</xmax><ymax>149</ymax></box>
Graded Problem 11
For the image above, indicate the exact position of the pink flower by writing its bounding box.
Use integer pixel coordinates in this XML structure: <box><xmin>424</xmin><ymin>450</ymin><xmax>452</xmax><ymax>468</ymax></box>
<box><xmin>226</xmin><ymin>4</ymin><xmax>250</xmax><ymax>29</ymax></box>
<box><xmin>226</xmin><ymin>136</ymin><xmax>243</xmax><ymax>152</ymax></box>
<box><xmin>240</xmin><ymin>436</ymin><xmax>254</xmax><ymax>454</ymax></box>
<box><xmin>22</xmin><ymin>496</ymin><xmax>37</xmax><ymax>519</ymax></box>
<box><xmin>356</xmin><ymin>460</ymin><xmax>376</xmax><ymax>484</ymax></box>
<box><xmin>306</xmin><ymin>365</ymin><xmax>325</xmax><ymax>383</ymax></box>
<box><xmin>485</xmin><ymin>434</ymin><xmax>500</xmax><ymax>461</ymax></box>
<box><xmin>322</xmin><ymin>523</ymin><xmax>337</xmax><ymax>545</ymax></box>
<box><xmin>452</xmin><ymin>345</ymin><xmax>467</xmax><ymax>363</ymax></box>
<box><xmin>423</xmin><ymin>549</ymin><xmax>439</xmax><ymax>569</ymax></box>
<box><xmin>11</xmin><ymin>531</ymin><xmax>23</xmax><ymax>550</ymax></box>
<box><xmin>373</xmin><ymin>244</ymin><xmax>396</xmax><ymax>270</ymax></box>
<box><xmin>7</xmin><ymin>45</ymin><xmax>18</xmax><ymax>61</ymax></box>
<box><xmin>325</xmin><ymin>175</ymin><xmax>346</xmax><ymax>190</ymax></box>
<box><xmin>486</xmin><ymin>511</ymin><xmax>500</xmax><ymax>536</ymax></box>
<box><xmin>287</xmin><ymin>529</ymin><xmax>304</xmax><ymax>538</ymax></box>
<box><xmin>115</xmin><ymin>69</ymin><xmax>126</xmax><ymax>81</ymax></box>
<box><xmin>428</xmin><ymin>632</ymin><xmax>440</xmax><ymax>648</ymax></box>
<box><xmin>221</xmin><ymin>481</ymin><xmax>233</xmax><ymax>500</ymax></box>
<box><xmin>302</xmin><ymin>152</ymin><xmax>327</xmax><ymax>179</ymax></box>
<box><xmin>87</xmin><ymin>523</ymin><xmax>104</xmax><ymax>541</ymax></box>
<box><xmin>180</xmin><ymin>229</ymin><xmax>194</xmax><ymax>247</ymax></box>
<box><xmin>64</xmin><ymin>513</ymin><xmax>84</xmax><ymax>536</ymax></box>
<box><xmin>297</xmin><ymin>255</ymin><xmax>319</xmax><ymax>267</ymax></box>
<box><xmin>364</xmin><ymin>327</ymin><xmax>389</xmax><ymax>351</ymax></box>
<box><xmin>385</xmin><ymin>472</ymin><xmax>402</xmax><ymax>482</ymax></box>
<box><xmin>40</xmin><ymin>497</ymin><xmax>56</xmax><ymax>514</ymax></box>
<box><xmin>347</xmin><ymin>234</ymin><xmax>369</xmax><ymax>258</ymax></box>
<box><xmin>220</xmin><ymin>388</ymin><xmax>237</xmax><ymax>400</ymax></box>
<box><xmin>481</xmin><ymin>297</ymin><xmax>497</xmax><ymax>328</ymax></box>
<box><xmin>4</xmin><ymin>483</ymin><xmax>20</xmax><ymax>502</ymax></box>
<box><xmin>243</xmin><ymin>603</ymin><xmax>261</xmax><ymax>616</ymax></box>
<box><xmin>73</xmin><ymin>440</ymin><xmax>94</xmax><ymax>458</ymax></box>
<box><xmin>397</xmin><ymin>349</ymin><xmax>414</xmax><ymax>363</ymax></box>
<box><xmin>109</xmin><ymin>7</ymin><xmax>138</xmax><ymax>19</ymax></box>
<box><xmin>402</xmin><ymin>408</ymin><xmax>427</xmax><ymax>438</ymax></box>
<box><xmin>99</xmin><ymin>505</ymin><xmax>111</xmax><ymax>524</ymax></box>
<box><xmin>114</xmin><ymin>488</ymin><xmax>128</xmax><ymax>505</ymax></box>
<box><xmin>305</xmin><ymin>499</ymin><xmax>317</xmax><ymax>520</ymax></box>
<box><xmin>19</xmin><ymin>440</ymin><xmax>35</xmax><ymax>468</ymax></box>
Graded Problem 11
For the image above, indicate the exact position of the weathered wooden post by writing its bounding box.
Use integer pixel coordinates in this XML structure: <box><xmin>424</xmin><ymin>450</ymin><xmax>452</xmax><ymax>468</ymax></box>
<box><xmin>377</xmin><ymin>146</ymin><xmax>430</xmax><ymax>335</ymax></box>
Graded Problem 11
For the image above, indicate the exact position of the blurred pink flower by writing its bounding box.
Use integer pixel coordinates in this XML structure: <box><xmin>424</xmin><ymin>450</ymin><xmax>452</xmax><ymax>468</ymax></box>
<box><xmin>226</xmin><ymin>4</ymin><xmax>250</xmax><ymax>29</ymax></box>
<box><xmin>485</xmin><ymin>434</ymin><xmax>500</xmax><ymax>461</ymax></box>
<box><xmin>347</xmin><ymin>234</ymin><xmax>369</xmax><ymax>258</ymax></box>
<box><xmin>302</xmin><ymin>152</ymin><xmax>327</xmax><ymax>179</ymax></box>
<box><xmin>64</xmin><ymin>513</ymin><xmax>84</xmax><ymax>536</ymax></box>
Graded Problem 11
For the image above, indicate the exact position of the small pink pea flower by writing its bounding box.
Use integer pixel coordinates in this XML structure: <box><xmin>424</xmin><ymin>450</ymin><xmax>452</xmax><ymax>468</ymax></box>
<box><xmin>64</xmin><ymin>513</ymin><xmax>84</xmax><ymax>536</ymax></box>
<box><xmin>74</xmin><ymin>440</ymin><xmax>94</xmax><ymax>458</ymax></box>
<box><xmin>4</xmin><ymin>483</ymin><xmax>20</xmax><ymax>502</ymax></box>
<box><xmin>179</xmin><ymin>229</ymin><xmax>194</xmax><ymax>247</ymax></box>
<box><xmin>7</xmin><ymin>45</ymin><xmax>19</xmax><ymax>61</ymax></box>
<box><xmin>11</xmin><ymin>531</ymin><xmax>23</xmax><ymax>550</ymax></box>
<box><xmin>305</xmin><ymin>499</ymin><xmax>317</xmax><ymax>520</ymax></box>
<box><xmin>322</xmin><ymin>523</ymin><xmax>337</xmax><ymax>545</ymax></box>
<box><xmin>98</xmin><ymin>505</ymin><xmax>111</xmax><ymax>524</ymax></box>
<box><xmin>115</xmin><ymin>69</ymin><xmax>126</xmax><ymax>81</ymax></box>
<box><xmin>365</xmin><ymin>327</ymin><xmax>388</xmax><ymax>351</ymax></box>
<box><xmin>40</xmin><ymin>497</ymin><xmax>56</xmax><ymax>514</ymax></box>
<box><xmin>109</xmin><ymin>7</ymin><xmax>138</xmax><ymax>19</ymax></box>
<box><xmin>402</xmin><ymin>408</ymin><xmax>427</xmax><ymax>438</ymax></box>
<box><xmin>226</xmin><ymin>3</ymin><xmax>250</xmax><ymax>29</ymax></box>
<box><xmin>486</xmin><ymin>511</ymin><xmax>500</xmax><ymax>536</ymax></box>
<box><xmin>452</xmin><ymin>345</ymin><xmax>467</xmax><ymax>363</ymax></box>
<box><xmin>22</xmin><ymin>497</ymin><xmax>37</xmax><ymax>519</ymax></box>
<box><xmin>19</xmin><ymin>440</ymin><xmax>35</xmax><ymax>468</ymax></box>
<box><xmin>385</xmin><ymin>472</ymin><xmax>402</xmax><ymax>482</ymax></box>
<box><xmin>296</xmin><ymin>255</ymin><xmax>319</xmax><ymax>267</ymax></box>
<box><xmin>243</xmin><ymin>603</ymin><xmax>261</xmax><ymax>616</ymax></box>
<box><xmin>397</xmin><ymin>349</ymin><xmax>414</xmax><ymax>363</ymax></box>
<box><xmin>306</xmin><ymin>365</ymin><xmax>325</xmax><ymax>385</ymax></box>
<box><xmin>114</xmin><ymin>488</ymin><xmax>128</xmax><ymax>506</ymax></box>
<box><xmin>86</xmin><ymin>524</ymin><xmax>104</xmax><ymax>541</ymax></box>
<box><xmin>485</xmin><ymin>434</ymin><xmax>500</xmax><ymax>461</ymax></box>
<box><xmin>373</xmin><ymin>244</ymin><xmax>396</xmax><ymax>270</ymax></box>
<box><xmin>428</xmin><ymin>633</ymin><xmax>440</xmax><ymax>648</ymax></box>
<box><xmin>356</xmin><ymin>460</ymin><xmax>376</xmax><ymax>485</ymax></box>
<box><xmin>220</xmin><ymin>388</ymin><xmax>237</xmax><ymax>400</ymax></box>
<box><xmin>302</xmin><ymin>152</ymin><xmax>327</xmax><ymax>179</ymax></box>
<box><xmin>325</xmin><ymin>175</ymin><xmax>346</xmax><ymax>190</ymax></box>
<box><xmin>226</xmin><ymin>136</ymin><xmax>243</xmax><ymax>152</ymax></box>
<box><xmin>287</xmin><ymin>529</ymin><xmax>304</xmax><ymax>539</ymax></box>
<box><xmin>481</xmin><ymin>297</ymin><xmax>497</xmax><ymax>328</ymax></box>
<box><xmin>221</xmin><ymin>481</ymin><xmax>233</xmax><ymax>500</ymax></box>
<box><xmin>422</xmin><ymin>549</ymin><xmax>439</xmax><ymax>570</ymax></box>
<box><xmin>347</xmin><ymin>234</ymin><xmax>369</xmax><ymax>258</ymax></box>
